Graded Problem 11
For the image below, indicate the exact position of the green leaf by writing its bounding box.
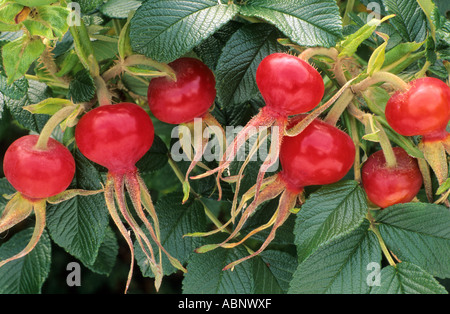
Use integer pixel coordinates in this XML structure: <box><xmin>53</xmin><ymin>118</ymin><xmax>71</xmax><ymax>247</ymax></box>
<box><xmin>182</xmin><ymin>235</ymin><xmax>255</xmax><ymax>294</ymax></box>
<box><xmin>0</xmin><ymin>228</ymin><xmax>51</xmax><ymax>293</ymax></box>
<box><xmin>367</xmin><ymin>32</ymin><xmax>389</xmax><ymax>75</ymax></box>
<box><xmin>381</xmin><ymin>41</ymin><xmax>425</xmax><ymax>73</ymax></box>
<box><xmin>254</xmin><ymin>250</ymin><xmax>297</xmax><ymax>293</ymax></box>
<box><xmin>84</xmin><ymin>226</ymin><xmax>119</xmax><ymax>275</ymax></box>
<box><xmin>374</xmin><ymin>202</ymin><xmax>450</xmax><ymax>279</ymax></box>
<box><xmin>129</xmin><ymin>0</ymin><xmax>239</xmax><ymax>62</ymax></box>
<box><xmin>0</xmin><ymin>1</ymin><xmax>23</xmax><ymax>25</ymax></box>
<box><xmin>23</xmin><ymin>6</ymin><xmax>70</xmax><ymax>40</ymax></box>
<box><xmin>193</xmin><ymin>20</ymin><xmax>242</xmax><ymax>71</ymax></box>
<box><xmin>339</xmin><ymin>14</ymin><xmax>394</xmax><ymax>57</ymax></box>
<box><xmin>370</xmin><ymin>262</ymin><xmax>448</xmax><ymax>294</ymax></box>
<box><xmin>2</xmin><ymin>35</ymin><xmax>45</xmax><ymax>84</ymax></box>
<box><xmin>136</xmin><ymin>193</ymin><xmax>206</xmax><ymax>277</ymax></box>
<box><xmin>382</xmin><ymin>0</ymin><xmax>428</xmax><ymax>43</ymax></box>
<box><xmin>73</xmin><ymin>0</ymin><xmax>104</xmax><ymax>13</ymax></box>
<box><xmin>100</xmin><ymin>0</ymin><xmax>142</xmax><ymax>19</ymax></box>
<box><xmin>136</xmin><ymin>135</ymin><xmax>169</xmax><ymax>174</ymax></box>
<box><xmin>215</xmin><ymin>23</ymin><xmax>287</xmax><ymax>109</ymax></box>
<box><xmin>23</xmin><ymin>98</ymin><xmax>74</xmax><ymax>115</ymax></box>
<box><xmin>0</xmin><ymin>79</ymin><xmax>50</xmax><ymax>133</ymax></box>
<box><xmin>288</xmin><ymin>220</ymin><xmax>382</xmax><ymax>294</ymax></box>
<box><xmin>46</xmin><ymin>150</ymin><xmax>109</xmax><ymax>266</ymax></box>
<box><xmin>118</xmin><ymin>12</ymin><xmax>134</xmax><ymax>60</ymax></box>
<box><xmin>294</xmin><ymin>180</ymin><xmax>368</xmax><ymax>262</ymax></box>
<box><xmin>0</xmin><ymin>74</ymin><xmax>28</xmax><ymax>101</ymax></box>
<box><xmin>13</xmin><ymin>0</ymin><xmax>55</xmax><ymax>6</ymax></box>
<box><xmin>239</xmin><ymin>0</ymin><xmax>342</xmax><ymax>48</ymax></box>
<box><xmin>67</xmin><ymin>69</ymin><xmax>96</xmax><ymax>103</ymax></box>
<box><xmin>69</xmin><ymin>21</ymin><xmax>97</xmax><ymax>74</ymax></box>
<box><xmin>416</xmin><ymin>0</ymin><xmax>436</xmax><ymax>40</ymax></box>
<box><xmin>0</xmin><ymin>178</ymin><xmax>16</xmax><ymax>216</ymax></box>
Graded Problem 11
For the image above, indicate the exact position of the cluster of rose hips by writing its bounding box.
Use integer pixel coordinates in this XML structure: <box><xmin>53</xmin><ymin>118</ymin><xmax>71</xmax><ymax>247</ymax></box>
<box><xmin>1</xmin><ymin>50</ymin><xmax>449</xmax><ymax>289</ymax></box>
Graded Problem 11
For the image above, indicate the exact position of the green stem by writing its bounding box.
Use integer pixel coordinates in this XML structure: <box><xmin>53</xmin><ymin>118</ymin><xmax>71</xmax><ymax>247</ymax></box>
<box><xmin>368</xmin><ymin>212</ymin><xmax>396</xmax><ymax>267</ymax></box>
<box><xmin>168</xmin><ymin>157</ymin><xmax>189</xmax><ymax>191</ymax></box>
<box><xmin>352</xmin><ymin>71</ymin><xmax>409</xmax><ymax>93</ymax></box>
<box><xmin>415</xmin><ymin>60</ymin><xmax>431</xmax><ymax>78</ymax></box>
<box><xmin>124</xmin><ymin>55</ymin><xmax>176</xmax><ymax>81</ymax></box>
<box><xmin>298</xmin><ymin>47</ymin><xmax>339</xmax><ymax>62</ymax></box>
<box><xmin>112</xmin><ymin>19</ymin><xmax>122</xmax><ymax>36</ymax></box>
<box><xmin>199</xmin><ymin>199</ymin><xmax>224</xmax><ymax>231</ymax></box>
<box><xmin>349</xmin><ymin>115</ymin><xmax>361</xmax><ymax>183</ymax></box>
<box><xmin>93</xmin><ymin>75</ymin><xmax>112</xmax><ymax>106</ymax></box>
<box><xmin>323</xmin><ymin>89</ymin><xmax>354</xmax><ymax>126</ymax></box>
<box><xmin>342</xmin><ymin>0</ymin><xmax>355</xmax><ymax>26</ymax></box>
<box><xmin>168</xmin><ymin>156</ymin><xmax>229</xmax><ymax>233</ymax></box>
<box><xmin>374</xmin><ymin>119</ymin><xmax>397</xmax><ymax>168</ymax></box>
<box><xmin>34</xmin><ymin>105</ymin><xmax>77</xmax><ymax>150</ymax></box>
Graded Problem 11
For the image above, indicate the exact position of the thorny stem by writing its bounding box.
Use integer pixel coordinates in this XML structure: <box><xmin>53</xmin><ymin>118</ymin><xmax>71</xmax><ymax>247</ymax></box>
<box><xmin>34</xmin><ymin>105</ymin><xmax>77</xmax><ymax>150</ymax></box>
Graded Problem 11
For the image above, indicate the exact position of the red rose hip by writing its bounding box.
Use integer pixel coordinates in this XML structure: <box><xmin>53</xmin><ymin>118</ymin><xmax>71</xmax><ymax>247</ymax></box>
<box><xmin>147</xmin><ymin>57</ymin><xmax>216</xmax><ymax>125</ymax></box>
<box><xmin>361</xmin><ymin>147</ymin><xmax>423</xmax><ymax>208</ymax></box>
<box><xmin>385</xmin><ymin>77</ymin><xmax>450</xmax><ymax>142</ymax></box>
<box><xmin>279</xmin><ymin>117</ymin><xmax>356</xmax><ymax>192</ymax></box>
<box><xmin>3</xmin><ymin>135</ymin><xmax>75</xmax><ymax>199</ymax></box>
<box><xmin>75</xmin><ymin>103</ymin><xmax>154</xmax><ymax>174</ymax></box>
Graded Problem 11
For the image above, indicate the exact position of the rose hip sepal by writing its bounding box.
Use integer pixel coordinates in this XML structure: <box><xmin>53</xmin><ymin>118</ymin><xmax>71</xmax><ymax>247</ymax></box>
<box><xmin>75</xmin><ymin>102</ymin><xmax>186</xmax><ymax>293</ymax></box>
<box><xmin>1</xmin><ymin>135</ymin><xmax>100</xmax><ymax>269</ymax></box>
<box><xmin>192</xmin><ymin>52</ymin><xmax>325</xmax><ymax>209</ymax></box>
<box><xmin>361</xmin><ymin>147</ymin><xmax>423</xmax><ymax>208</ymax></box>
<box><xmin>190</xmin><ymin>116</ymin><xmax>355</xmax><ymax>270</ymax></box>
<box><xmin>147</xmin><ymin>57</ymin><xmax>224</xmax><ymax>203</ymax></box>
<box><xmin>385</xmin><ymin>77</ymin><xmax>450</xmax><ymax>188</ymax></box>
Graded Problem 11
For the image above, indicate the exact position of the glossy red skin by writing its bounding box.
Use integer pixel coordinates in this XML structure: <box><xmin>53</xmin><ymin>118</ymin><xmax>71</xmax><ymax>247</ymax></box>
<box><xmin>361</xmin><ymin>147</ymin><xmax>423</xmax><ymax>208</ymax></box>
<box><xmin>278</xmin><ymin>117</ymin><xmax>355</xmax><ymax>192</ymax></box>
<box><xmin>256</xmin><ymin>53</ymin><xmax>324</xmax><ymax>117</ymax></box>
<box><xmin>75</xmin><ymin>103</ymin><xmax>154</xmax><ymax>173</ymax></box>
<box><xmin>3</xmin><ymin>135</ymin><xmax>75</xmax><ymax>199</ymax></box>
<box><xmin>385</xmin><ymin>77</ymin><xmax>450</xmax><ymax>141</ymax></box>
<box><xmin>147</xmin><ymin>57</ymin><xmax>216</xmax><ymax>124</ymax></box>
